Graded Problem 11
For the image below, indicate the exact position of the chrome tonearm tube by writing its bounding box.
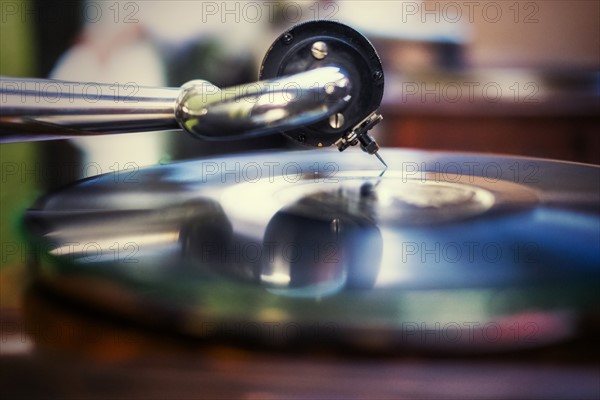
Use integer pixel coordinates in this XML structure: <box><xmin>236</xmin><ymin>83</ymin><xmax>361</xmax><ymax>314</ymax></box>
<box><xmin>0</xmin><ymin>68</ymin><xmax>350</xmax><ymax>142</ymax></box>
<box><xmin>0</xmin><ymin>21</ymin><xmax>386</xmax><ymax>167</ymax></box>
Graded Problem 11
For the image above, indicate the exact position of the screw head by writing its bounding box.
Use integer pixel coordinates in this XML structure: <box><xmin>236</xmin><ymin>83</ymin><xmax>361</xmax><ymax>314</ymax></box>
<box><xmin>330</xmin><ymin>218</ymin><xmax>341</xmax><ymax>235</ymax></box>
<box><xmin>311</xmin><ymin>41</ymin><xmax>328</xmax><ymax>60</ymax></box>
<box><xmin>282</xmin><ymin>33</ymin><xmax>293</xmax><ymax>45</ymax></box>
<box><xmin>329</xmin><ymin>113</ymin><xmax>344</xmax><ymax>129</ymax></box>
<box><xmin>373</xmin><ymin>70</ymin><xmax>383</xmax><ymax>81</ymax></box>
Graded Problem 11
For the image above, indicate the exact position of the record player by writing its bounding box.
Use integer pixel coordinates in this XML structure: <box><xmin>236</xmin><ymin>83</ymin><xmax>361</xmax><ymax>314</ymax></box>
<box><xmin>1</xmin><ymin>20</ymin><xmax>599</xmax><ymax>357</ymax></box>
<box><xmin>0</xmin><ymin>21</ymin><xmax>600</xmax><ymax>397</ymax></box>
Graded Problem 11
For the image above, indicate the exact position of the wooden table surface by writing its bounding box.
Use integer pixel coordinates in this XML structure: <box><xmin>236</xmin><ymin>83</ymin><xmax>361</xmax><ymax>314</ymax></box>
<box><xmin>1</xmin><ymin>282</ymin><xmax>599</xmax><ymax>400</ymax></box>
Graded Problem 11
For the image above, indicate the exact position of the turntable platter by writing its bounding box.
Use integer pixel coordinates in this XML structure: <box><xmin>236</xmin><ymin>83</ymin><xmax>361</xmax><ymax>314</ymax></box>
<box><xmin>24</xmin><ymin>149</ymin><xmax>600</xmax><ymax>351</ymax></box>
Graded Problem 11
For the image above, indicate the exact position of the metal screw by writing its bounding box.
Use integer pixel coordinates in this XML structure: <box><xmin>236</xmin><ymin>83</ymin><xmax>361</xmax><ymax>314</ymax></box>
<box><xmin>331</xmin><ymin>218</ymin><xmax>341</xmax><ymax>235</ymax></box>
<box><xmin>297</xmin><ymin>134</ymin><xmax>306</xmax><ymax>143</ymax></box>
<box><xmin>311</xmin><ymin>41</ymin><xmax>328</xmax><ymax>60</ymax></box>
<box><xmin>325</xmin><ymin>83</ymin><xmax>335</xmax><ymax>95</ymax></box>
<box><xmin>329</xmin><ymin>113</ymin><xmax>344</xmax><ymax>129</ymax></box>
<box><xmin>282</xmin><ymin>33</ymin><xmax>293</xmax><ymax>45</ymax></box>
<box><xmin>373</xmin><ymin>70</ymin><xmax>383</xmax><ymax>81</ymax></box>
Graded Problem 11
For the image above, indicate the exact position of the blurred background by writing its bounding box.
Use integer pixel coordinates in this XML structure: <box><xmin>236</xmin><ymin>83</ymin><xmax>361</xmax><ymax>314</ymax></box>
<box><xmin>1</xmin><ymin>0</ymin><xmax>599</xmax><ymax>397</ymax></box>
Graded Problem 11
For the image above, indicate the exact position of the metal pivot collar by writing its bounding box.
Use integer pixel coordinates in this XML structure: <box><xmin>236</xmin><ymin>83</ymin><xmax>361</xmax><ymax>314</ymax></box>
<box><xmin>174</xmin><ymin>67</ymin><xmax>351</xmax><ymax>140</ymax></box>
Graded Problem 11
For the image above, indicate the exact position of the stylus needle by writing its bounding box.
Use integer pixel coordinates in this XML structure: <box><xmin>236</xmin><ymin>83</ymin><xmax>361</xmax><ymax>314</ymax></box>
<box><xmin>374</xmin><ymin>151</ymin><xmax>388</xmax><ymax>175</ymax></box>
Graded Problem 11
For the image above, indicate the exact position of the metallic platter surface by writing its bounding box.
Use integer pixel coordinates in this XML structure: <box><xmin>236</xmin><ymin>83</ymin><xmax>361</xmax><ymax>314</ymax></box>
<box><xmin>24</xmin><ymin>149</ymin><xmax>600</xmax><ymax>352</ymax></box>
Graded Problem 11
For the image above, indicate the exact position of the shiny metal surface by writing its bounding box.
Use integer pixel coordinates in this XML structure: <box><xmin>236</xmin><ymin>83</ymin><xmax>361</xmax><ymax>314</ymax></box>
<box><xmin>24</xmin><ymin>149</ymin><xmax>600</xmax><ymax>351</ymax></box>
<box><xmin>0</xmin><ymin>78</ymin><xmax>180</xmax><ymax>141</ymax></box>
<box><xmin>0</xmin><ymin>68</ymin><xmax>351</xmax><ymax>142</ymax></box>
<box><xmin>310</xmin><ymin>41</ymin><xmax>328</xmax><ymax>60</ymax></box>
<box><xmin>176</xmin><ymin>67</ymin><xmax>351</xmax><ymax>140</ymax></box>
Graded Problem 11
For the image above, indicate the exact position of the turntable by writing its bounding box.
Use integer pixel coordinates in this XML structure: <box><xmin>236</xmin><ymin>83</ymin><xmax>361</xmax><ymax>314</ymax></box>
<box><xmin>18</xmin><ymin>147</ymin><xmax>600</xmax><ymax>353</ymax></box>
<box><xmin>2</xmin><ymin>17</ymin><xmax>600</xmax><ymax>400</ymax></box>
<box><xmin>2</xmin><ymin>20</ymin><xmax>599</xmax><ymax>356</ymax></box>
